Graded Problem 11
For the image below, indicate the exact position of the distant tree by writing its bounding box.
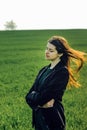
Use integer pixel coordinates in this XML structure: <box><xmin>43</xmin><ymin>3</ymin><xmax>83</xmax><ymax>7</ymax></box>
<box><xmin>4</xmin><ymin>20</ymin><xmax>17</xmax><ymax>30</ymax></box>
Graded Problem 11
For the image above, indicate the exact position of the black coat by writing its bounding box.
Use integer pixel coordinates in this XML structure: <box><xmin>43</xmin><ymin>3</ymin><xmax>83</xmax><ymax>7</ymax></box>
<box><xmin>26</xmin><ymin>62</ymin><xmax>69</xmax><ymax>129</ymax></box>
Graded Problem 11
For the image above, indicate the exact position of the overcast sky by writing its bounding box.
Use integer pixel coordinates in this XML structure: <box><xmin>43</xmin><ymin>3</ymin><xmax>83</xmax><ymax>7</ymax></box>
<box><xmin>0</xmin><ymin>0</ymin><xmax>87</xmax><ymax>30</ymax></box>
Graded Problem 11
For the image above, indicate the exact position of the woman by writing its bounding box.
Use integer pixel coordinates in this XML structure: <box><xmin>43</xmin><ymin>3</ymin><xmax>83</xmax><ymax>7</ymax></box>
<box><xmin>25</xmin><ymin>36</ymin><xmax>87</xmax><ymax>130</ymax></box>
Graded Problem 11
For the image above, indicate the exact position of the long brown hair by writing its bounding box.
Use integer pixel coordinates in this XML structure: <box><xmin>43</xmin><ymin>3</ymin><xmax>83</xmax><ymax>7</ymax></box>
<box><xmin>48</xmin><ymin>36</ymin><xmax>87</xmax><ymax>88</ymax></box>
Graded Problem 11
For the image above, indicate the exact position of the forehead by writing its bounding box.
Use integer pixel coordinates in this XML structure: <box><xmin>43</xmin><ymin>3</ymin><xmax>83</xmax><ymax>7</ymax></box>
<box><xmin>47</xmin><ymin>42</ymin><xmax>56</xmax><ymax>50</ymax></box>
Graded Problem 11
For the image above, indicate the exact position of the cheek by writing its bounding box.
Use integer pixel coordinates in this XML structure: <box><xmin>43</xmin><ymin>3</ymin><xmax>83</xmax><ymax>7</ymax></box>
<box><xmin>53</xmin><ymin>52</ymin><xmax>58</xmax><ymax>56</ymax></box>
<box><xmin>51</xmin><ymin>53</ymin><xmax>59</xmax><ymax>58</ymax></box>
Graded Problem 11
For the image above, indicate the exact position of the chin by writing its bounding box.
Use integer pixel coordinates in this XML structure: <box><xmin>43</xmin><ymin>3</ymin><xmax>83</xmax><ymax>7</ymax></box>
<box><xmin>45</xmin><ymin>57</ymin><xmax>51</xmax><ymax>60</ymax></box>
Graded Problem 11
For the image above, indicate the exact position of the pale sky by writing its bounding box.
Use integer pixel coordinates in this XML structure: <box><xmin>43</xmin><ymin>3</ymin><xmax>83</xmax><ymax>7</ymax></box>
<box><xmin>0</xmin><ymin>0</ymin><xmax>87</xmax><ymax>30</ymax></box>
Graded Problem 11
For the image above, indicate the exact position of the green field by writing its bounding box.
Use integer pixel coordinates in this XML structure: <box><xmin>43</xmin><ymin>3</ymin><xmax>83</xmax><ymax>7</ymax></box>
<box><xmin>0</xmin><ymin>29</ymin><xmax>87</xmax><ymax>130</ymax></box>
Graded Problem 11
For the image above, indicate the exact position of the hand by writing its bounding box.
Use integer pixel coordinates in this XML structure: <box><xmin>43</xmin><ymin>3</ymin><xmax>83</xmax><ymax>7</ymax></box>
<box><xmin>38</xmin><ymin>99</ymin><xmax>55</xmax><ymax>108</ymax></box>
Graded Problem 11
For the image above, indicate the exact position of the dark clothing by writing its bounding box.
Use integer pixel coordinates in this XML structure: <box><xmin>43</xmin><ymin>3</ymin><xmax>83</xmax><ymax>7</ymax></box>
<box><xmin>38</xmin><ymin>67</ymin><xmax>53</xmax><ymax>86</ymax></box>
<box><xmin>26</xmin><ymin>62</ymin><xmax>69</xmax><ymax>130</ymax></box>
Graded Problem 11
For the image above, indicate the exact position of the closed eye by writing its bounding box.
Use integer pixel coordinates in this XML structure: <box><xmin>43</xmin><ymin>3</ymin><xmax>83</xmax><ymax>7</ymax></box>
<box><xmin>46</xmin><ymin>47</ymin><xmax>55</xmax><ymax>52</ymax></box>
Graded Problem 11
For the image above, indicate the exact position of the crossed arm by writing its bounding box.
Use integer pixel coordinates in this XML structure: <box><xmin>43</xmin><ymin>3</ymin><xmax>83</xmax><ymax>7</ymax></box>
<box><xmin>26</xmin><ymin>68</ymin><xmax>69</xmax><ymax>109</ymax></box>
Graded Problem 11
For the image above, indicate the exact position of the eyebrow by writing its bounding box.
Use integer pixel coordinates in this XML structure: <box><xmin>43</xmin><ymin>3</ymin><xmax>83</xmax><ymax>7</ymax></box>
<box><xmin>46</xmin><ymin>47</ymin><xmax>55</xmax><ymax>51</ymax></box>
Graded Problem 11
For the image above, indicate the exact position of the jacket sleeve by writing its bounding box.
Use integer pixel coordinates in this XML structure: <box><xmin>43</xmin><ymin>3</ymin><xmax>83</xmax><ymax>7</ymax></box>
<box><xmin>25</xmin><ymin>66</ymin><xmax>47</xmax><ymax>108</ymax></box>
<box><xmin>26</xmin><ymin>67</ymin><xmax>69</xmax><ymax>108</ymax></box>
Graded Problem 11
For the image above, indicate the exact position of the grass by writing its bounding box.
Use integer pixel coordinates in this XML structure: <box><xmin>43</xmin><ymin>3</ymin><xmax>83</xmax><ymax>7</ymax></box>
<box><xmin>0</xmin><ymin>29</ymin><xmax>87</xmax><ymax>130</ymax></box>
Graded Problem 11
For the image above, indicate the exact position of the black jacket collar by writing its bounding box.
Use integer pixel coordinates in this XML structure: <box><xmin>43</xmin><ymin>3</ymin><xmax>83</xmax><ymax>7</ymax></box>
<box><xmin>48</xmin><ymin>61</ymin><xmax>65</xmax><ymax>71</ymax></box>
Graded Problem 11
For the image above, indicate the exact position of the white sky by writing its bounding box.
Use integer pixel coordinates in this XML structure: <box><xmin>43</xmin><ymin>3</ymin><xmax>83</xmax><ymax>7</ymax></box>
<box><xmin>0</xmin><ymin>0</ymin><xmax>87</xmax><ymax>30</ymax></box>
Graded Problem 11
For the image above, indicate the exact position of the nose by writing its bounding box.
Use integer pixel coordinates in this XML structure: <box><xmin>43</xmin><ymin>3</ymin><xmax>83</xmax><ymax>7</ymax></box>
<box><xmin>45</xmin><ymin>49</ymin><xmax>49</xmax><ymax>54</ymax></box>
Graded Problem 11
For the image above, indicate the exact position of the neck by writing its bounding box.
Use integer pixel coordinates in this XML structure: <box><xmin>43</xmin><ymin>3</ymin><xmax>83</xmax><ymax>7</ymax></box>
<box><xmin>50</xmin><ymin>58</ymin><xmax>61</xmax><ymax>69</ymax></box>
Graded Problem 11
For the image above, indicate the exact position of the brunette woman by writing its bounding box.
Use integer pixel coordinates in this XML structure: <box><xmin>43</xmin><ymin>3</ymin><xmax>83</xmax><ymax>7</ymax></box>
<box><xmin>26</xmin><ymin>36</ymin><xmax>87</xmax><ymax>130</ymax></box>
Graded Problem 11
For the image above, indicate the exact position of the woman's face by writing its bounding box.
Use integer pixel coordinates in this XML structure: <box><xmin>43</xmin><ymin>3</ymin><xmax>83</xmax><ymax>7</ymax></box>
<box><xmin>45</xmin><ymin>42</ymin><xmax>63</xmax><ymax>61</ymax></box>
